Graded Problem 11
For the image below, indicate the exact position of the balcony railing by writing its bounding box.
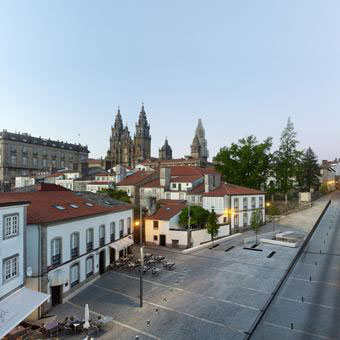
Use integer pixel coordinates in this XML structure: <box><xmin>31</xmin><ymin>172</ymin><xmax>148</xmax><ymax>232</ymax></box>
<box><xmin>71</xmin><ymin>279</ymin><xmax>79</xmax><ymax>287</ymax></box>
<box><xmin>128</xmin><ymin>228</ymin><xmax>131</xmax><ymax>235</ymax></box>
<box><xmin>110</xmin><ymin>234</ymin><xmax>115</xmax><ymax>242</ymax></box>
<box><xmin>86</xmin><ymin>242</ymin><xmax>93</xmax><ymax>252</ymax></box>
<box><xmin>99</xmin><ymin>237</ymin><xmax>105</xmax><ymax>247</ymax></box>
<box><xmin>51</xmin><ymin>254</ymin><xmax>61</xmax><ymax>267</ymax></box>
<box><xmin>71</xmin><ymin>247</ymin><xmax>79</xmax><ymax>259</ymax></box>
<box><xmin>86</xmin><ymin>271</ymin><xmax>93</xmax><ymax>278</ymax></box>
<box><xmin>119</xmin><ymin>231</ymin><xmax>123</xmax><ymax>238</ymax></box>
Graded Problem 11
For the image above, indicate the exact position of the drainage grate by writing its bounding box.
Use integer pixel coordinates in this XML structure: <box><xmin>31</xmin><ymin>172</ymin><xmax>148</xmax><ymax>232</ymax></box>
<box><xmin>267</xmin><ymin>251</ymin><xmax>276</xmax><ymax>258</ymax></box>
<box><xmin>243</xmin><ymin>247</ymin><xmax>263</xmax><ymax>252</ymax></box>
<box><xmin>225</xmin><ymin>246</ymin><xmax>235</xmax><ymax>252</ymax></box>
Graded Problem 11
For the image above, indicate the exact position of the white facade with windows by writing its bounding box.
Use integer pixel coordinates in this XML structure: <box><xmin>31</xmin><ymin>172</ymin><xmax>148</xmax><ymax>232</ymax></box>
<box><xmin>26</xmin><ymin>208</ymin><xmax>133</xmax><ymax>312</ymax></box>
<box><xmin>0</xmin><ymin>201</ymin><xmax>49</xmax><ymax>338</ymax></box>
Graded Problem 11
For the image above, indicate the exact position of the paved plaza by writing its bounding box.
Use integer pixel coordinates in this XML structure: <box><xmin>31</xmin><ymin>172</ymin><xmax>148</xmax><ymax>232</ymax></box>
<box><xmin>252</xmin><ymin>192</ymin><xmax>340</xmax><ymax>340</ymax></box>
<box><xmin>52</xmin><ymin>240</ymin><xmax>301</xmax><ymax>339</ymax></box>
<box><xmin>49</xmin><ymin>195</ymin><xmax>334</xmax><ymax>340</ymax></box>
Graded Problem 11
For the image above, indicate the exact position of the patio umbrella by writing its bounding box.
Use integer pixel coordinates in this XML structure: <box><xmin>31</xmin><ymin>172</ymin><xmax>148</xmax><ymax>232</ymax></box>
<box><xmin>84</xmin><ymin>304</ymin><xmax>90</xmax><ymax>330</ymax></box>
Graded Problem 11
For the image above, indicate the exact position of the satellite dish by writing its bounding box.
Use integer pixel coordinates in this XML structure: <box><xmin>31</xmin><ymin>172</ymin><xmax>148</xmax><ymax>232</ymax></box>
<box><xmin>27</xmin><ymin>267</ymin><xmax>32</xmax><ymax>277</ymax></box>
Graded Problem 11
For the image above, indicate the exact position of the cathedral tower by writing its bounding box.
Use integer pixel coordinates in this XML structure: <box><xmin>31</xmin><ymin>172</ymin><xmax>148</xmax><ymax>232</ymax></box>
<box><xmin>191</xmin><ymin>118</ymin><xmax>208</xmax><ymax>163</ymax></box>
<box><xmin>134</xmin><ymin>104</ymin><xmax>151</xmax><ymax>163</ymax></box>
<box><xmin>159</xmin><ymin>137</ymin><xmax>172</xmax><ymax>160</ymax></box>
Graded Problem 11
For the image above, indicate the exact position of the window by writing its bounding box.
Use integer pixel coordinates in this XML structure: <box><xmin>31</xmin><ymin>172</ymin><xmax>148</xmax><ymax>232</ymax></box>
<box><xmin>42</xmin><ymin>159</ymin><xmax>47</xmax><ymax>167</ymax></box>
<box><xmin>86</xmin><ymin>256</ymin><xmax>94</xmax><ymax>278</ymax></box>
<box><xmin>141</xmin><ymin>188</ymin><xmax>145</xmax><ymax>195</ymax></box>
<box><xmin>119</xmin><ymin>220</ymin><xmax>124</xmax><ymax>238</ymax></box>
<box><xmin>234</xmin><ymin>198</ymin><xmax>239</xmax><ymax>212</ymax></box>
<box><xmin>3</xmin><ymin>214</ymin><xmax>19</xmax><ymax>238</ymax></box>
<box><xmin>243</xmin><ymin>197</ymin><xmax>248</xmax><ymax>211</ymax></box>
<box><xmin>223</xmin><ymin>216</ymin><xmax>227</xmax><ymax>223</ymax></box>
<box><xmin>127</xmin><ymin>217</ymin><xmax>131</xmax><ymax>234</ymax></box>
<box><xmin>51</xmin><ymin>238</ymin><xmax>62</xmax><ymax>266</ymax></box>
<box><xmin>166</xmin><ymin>192</ymin><xmax>171</xmax><ymax>199</ymax></box>
<box><xmin>234</xmin><ymin>214</ymin><xmax>239</xmax><ymax>227</ymax></box>
<box><xmin>33</xmin><ymin>157</ymin><xmax>38</xmax><ymax>167</ymax></box>
<box><xmin>172</xmin><ymin>183</ymin><xmax>176</xmax><ymax>189</ymax></box>
<box><xmin>70</xmin><ymin>263</ymin><xmax>79</xmax><ymax>287</ymax></box>
<box><xmin>153</xmin><ymin>221</ymin><xmax>159</xmax><ymax>230</ymax></box>
<box><xmin>179</xmin><ymin>193</ymin><xmax>184</xmax><ymax>200</ymax></box>
<box><xmin>70</xmin><ymin>232</ymin><xmax>79</xmax><ymax>259</ymax></box>
<box><xmin>259</xmin><ymin>197</ymin><xmax>263</xmax><ymax>209</ymax></box>
<box><xmin>110</xmin><ymin>222</ymin><xmax>116</xmax><ymax>242</ymax></box>
<box><xmin>99</xmin><ymin>225</ymin><xmax>105</xmax><ymax>246</ymax></box>
<box><xmin>178</xmin><ymin>183</ymin><xmax>182</xmax><ymax>191</ymax></box>
<box><xmin>61</xmin><ymin>160</ymin><xmax>65</xmax><ymax>168</ymax></box>
<box><xmin>153</xmin><ymin>235</ymin><xmax>158</xmax><ymax>241</ymax></box>
<box><xmin>3</xmin><ymin>255</ymin><xmax>18</xmax><ymax>282</ymax></box>
<box><xmin>251</xmin><ymin>197</ymin><xmax>256</xmax><ymax>209</ymax></box>
<box><xmin>11</xmin><ymin>155</ymin><xmax>16</xmax><ymax>165</ymax></box>
<box><xmin>22</xmin><ymin>156</ymin><xmax>28</xmax><ymax>166</ymax></box>
<box><xmin>243</xmin><ymin>213</ymin><xmax>248</xmax><ymax>227</ymax></box>
<box><xmin>86</xmin><ymin>228</ymin><xmax>93</xmax><ymax>251</ymax></box>
<box><xmin>191</xmin><ymin>196</ymin><xmax>195</xmax><ymax>202</ymax></box>
<box><xmin>69</xmin><ymin>204</ymin><xmax>79</xmax><ymax>209</ymax></box>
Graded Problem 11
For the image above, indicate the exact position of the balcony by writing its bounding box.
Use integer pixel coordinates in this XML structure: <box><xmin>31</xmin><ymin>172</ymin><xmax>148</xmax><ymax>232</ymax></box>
<box><xmin>99</xmin><ymin>237</ymin><xmax>105</xmax><ymax>247</ymax></box>
<box><xmin>71</xmin><ymin>279</ymin><xmax>79</xmax><ymax>287</ymax></box>
<box><xmin>71</xmin><ymin>247</ymin><xmax>79</xmax><ymax>259</ymax></box>
<box><xmin>243</xmin><ymin>206</ymin><xmax>248</xmax><ymax>211</ymax></box>
<box><xmin>51</xmin><ymin>254</ymin><xmax>61</xmax><ymax>267</ymax></box>
<box><xmin>86</xmin><ymin>242</ymin><xmax>93</xmax><ymax>252</ymax></box>
<box><xmin>86</xmin><ymin>271</ymin><xmax>93</xmax><ymax>279</ymax></box>
<box><xmin>128</xmin><ymin>227</ymin><xmax>131</xmax><ymax>235</ymax></box>
<box><xmin>119</xmin><ymin>231</ymin><xmax>123</xmax><ymax>238</ymax></box>
<box><xmin>110</xmin><ymin>234</ymin><xmax>115</xmax><ymax>242</ymax></box>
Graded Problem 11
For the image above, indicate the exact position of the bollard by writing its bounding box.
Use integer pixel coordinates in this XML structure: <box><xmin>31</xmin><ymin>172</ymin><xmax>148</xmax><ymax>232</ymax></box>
<box><xmin>310</xmin><ymin>275</ymin><xmax>312</xmax><ymax>281</ymax></box>
<box><xmin>302</xmin><ymin>296</ymin><xmax>304</xmax><ymax>302</ymax></box>
<box><xmin>146</xmin><ymin>320</ymin><xmax>150</xmax><ymax>327</ymax></box>
<box><xmin>291</xmin><ymin>323</ymin><xmax>293</xmax><ymax>330</ymax></box>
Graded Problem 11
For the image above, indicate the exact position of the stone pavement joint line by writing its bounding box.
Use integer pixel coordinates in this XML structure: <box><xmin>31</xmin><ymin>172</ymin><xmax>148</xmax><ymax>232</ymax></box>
<box><xmin>263</xmin><ymin>322</ymin><xmax>337</xmax><ymax>340</ymax></box>
<box><xmin>93</xmin><ymin>283</ymin><xmax>245</xmax><ymax>334</ymax></box>
<box><xmin>108</xmin><ymin>270</ymin><xmax>260</xmax><ymax>311</ymax></box>
<box><xmin>66</xmin><ymin>301</ymin><xmax>162</xmax><ymax>340</ymax></box>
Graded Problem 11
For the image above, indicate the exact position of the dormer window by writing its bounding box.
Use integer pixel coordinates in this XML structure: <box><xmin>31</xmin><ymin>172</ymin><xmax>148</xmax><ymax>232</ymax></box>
<box><xmin>53</xmin><ymin>205</ymin><xmax>66</xmax><ymax>210</ymax></box>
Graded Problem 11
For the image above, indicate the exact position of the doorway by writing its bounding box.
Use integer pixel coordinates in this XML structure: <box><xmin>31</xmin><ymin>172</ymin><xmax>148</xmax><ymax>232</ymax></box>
<box><xmin>51</xmin><ymin>285</ymin><xmax>62</xmax><ymax>306</ymax></box>
<box><xmin>99</xmin><ymin>250</ymin><xmax>106</xmax><ymax>274</ymax></box>
<box><xmin>110</xmin><ymin>247</ymin><xmax>116</xmax><ymax>263</ymax></box>
<box><xmin>160</xmin><ymin>234</ymin><xmax>166</xmax><ymax>246</ymax></box>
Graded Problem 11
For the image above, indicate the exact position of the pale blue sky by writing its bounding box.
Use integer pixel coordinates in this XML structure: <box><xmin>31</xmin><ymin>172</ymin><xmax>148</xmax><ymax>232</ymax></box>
<box><xmin>1</xmin><ymin>1</ymin><xmax>340</xmax><ymax>161</ymax></box>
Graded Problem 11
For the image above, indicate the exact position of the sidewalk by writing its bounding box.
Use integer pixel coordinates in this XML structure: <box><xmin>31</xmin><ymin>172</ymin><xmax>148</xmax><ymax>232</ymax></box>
<box><xmin>277</xmin><ymin>192</ymin><xmax>333</xmax><ymax>232</ymax></box>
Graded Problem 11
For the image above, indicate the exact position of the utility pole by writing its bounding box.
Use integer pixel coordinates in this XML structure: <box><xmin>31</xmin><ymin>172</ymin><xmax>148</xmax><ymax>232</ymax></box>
<box><xmin>139</xmin><ymin>204</ymin><xmax>143</xmax><ymax>307</ymax></box>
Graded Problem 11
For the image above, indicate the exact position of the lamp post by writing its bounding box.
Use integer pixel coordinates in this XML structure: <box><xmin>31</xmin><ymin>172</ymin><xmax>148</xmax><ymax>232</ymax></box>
<box><xmin>187</xmin><ymin>203</ymin><xmax>191</xmax><ymax>248</ymax></box>
<box><xmin>139</xmin><ymin>205</ymin><xmax>143</xmax><ymax>307</ymax></box>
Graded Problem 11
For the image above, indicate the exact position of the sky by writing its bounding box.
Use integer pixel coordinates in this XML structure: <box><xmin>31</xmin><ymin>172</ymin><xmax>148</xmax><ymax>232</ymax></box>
<box><xmin>1</xmin><ymin>1</ymin><xmax>340</xmax><ymax>161</ymax></box>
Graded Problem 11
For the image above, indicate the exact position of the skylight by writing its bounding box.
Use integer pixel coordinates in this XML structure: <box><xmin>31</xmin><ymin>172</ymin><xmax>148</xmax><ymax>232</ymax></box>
<box><xmin>84</xmin><ymin>202</ymin><xmax>94</xmax><ymax>207</ymax></box>
<box><xmin>53</xmin><ymin>205</ymin><xmax>66</xmax><ymax>210</ymax></box>
<box><xmin>69</xmin><ymin>204</ymin><xmax>79</xmax><ymax>209</ymax></box>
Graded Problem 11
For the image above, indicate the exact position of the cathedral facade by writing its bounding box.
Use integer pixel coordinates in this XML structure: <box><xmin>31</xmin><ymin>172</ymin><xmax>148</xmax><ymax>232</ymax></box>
<box><xmin>105</xmin><ymin>104</ymin><xmax>151</xmax><ymax>168</ymax></box>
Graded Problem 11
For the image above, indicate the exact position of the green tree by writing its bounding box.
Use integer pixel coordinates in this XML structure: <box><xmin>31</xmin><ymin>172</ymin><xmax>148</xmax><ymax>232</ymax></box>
<box><xmin>98</xmin><ymin>188</ymin><xmax>131</xmax><ymax>203</ymax></box>
<box><xmin>206</xmin><ymin>210</ymin><xmax>219</xmax><ymax>242</ymax></box>
<box><xmin>274</xmin><ymin>118</ymin><xmax>302</xmax><ymax>202</ymax></box>
<box><xmin>297</xmin><ymin>147</ymin><xmax>320</xmax><ymax>191</ymax></box>
<box><xmin>179</xmin><ymin>206</ymin><xmax>210</xmax><ymax>229</ymax></box>
<box><xmin>267</xmin><ymin>203</ymin><xmax>280</xmax><ymax>234</ymax></box>
<box><xmin>214</xmin><ymin>135</ymin><xmax>273</xmax><ymax>190</ymax></box>
<box><xmin>250</xmin><ymin>208</ymin><xmax>262</xmax><ymax>244</ymax></box>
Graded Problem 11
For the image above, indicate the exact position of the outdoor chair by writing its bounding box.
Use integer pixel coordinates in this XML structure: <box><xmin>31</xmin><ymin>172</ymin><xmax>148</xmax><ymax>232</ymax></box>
<box><xmin>151</xmin><ymin>267</ymin><xmax>160</xmax><ymax>276</ymax></box>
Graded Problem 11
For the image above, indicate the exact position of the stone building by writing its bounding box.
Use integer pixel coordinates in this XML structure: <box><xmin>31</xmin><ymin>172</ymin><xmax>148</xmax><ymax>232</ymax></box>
<box><xmin>0</xmin><ymin>130</ymin><xmax>89</xmax><ymax>190</ymax></box>
<box><xmin>190</xmin><ymin>119</ymin><xmax>209</xmax><ymax>164</ymax></box>
<box><xmin>106</xmin><ymin>104</ymin><xmax>151</xmax><ymax>168</ymax></box>
<box><xmin>159</xmin><ymin>137</ymin><xmax>172</xmax><ymax>160</ymax></box>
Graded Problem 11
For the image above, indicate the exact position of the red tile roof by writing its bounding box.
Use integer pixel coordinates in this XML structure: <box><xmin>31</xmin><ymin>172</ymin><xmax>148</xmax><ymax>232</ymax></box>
<box><xmin>168</xmin><ymin>166</ymin><xmax>218</xmax><ymax>177</ymax></box>
<box><xmin>145</xmin><ymin>204</ymin><xmax>185</xmax><ymax>221</ymax></box>
<box><xmin>158</xmin><ymin>199</ymin><xmax>187</xmax><ymax>205</ymax></box>
<box><xmin>202</xmin><ymin>183</ymin><xmax>264</xmax><ymax>197</ymax></box>
<box><xmin>140</xmin><ymin>179</ymin><xmax>162</xmax><ymax>188</ymax></box>
<box><xmin>0</xmin><ymin>190</ymin><xmax>131</xmax><ymax>224</ymax></box>
<box><xmin>117</xmin><ymin>171</ymin><xmax>155</xmax><ymax>186</ymax></box>
<box><xmin>188</xmin><ymin>182</ymin><xmax>205</xmax><ymax>195</ymax></box>
<box><xmin>170</xmin><ymin>175</ymin><xmax>202</xmax><ymax>183</ymax></box>
<box><xmin>46</xmin><ymin>172</ymin><xmax>64</xmax><ymax>178</ymax></box>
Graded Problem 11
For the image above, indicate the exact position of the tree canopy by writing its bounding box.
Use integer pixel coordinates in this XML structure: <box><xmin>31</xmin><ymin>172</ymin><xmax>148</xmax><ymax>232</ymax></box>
<box><xmin>98</xmin><ymin>188</ymin><xmax>131</xmax><ymax>203</ymax></box>
<box><xmin>179</xmin><ymin>206</ymin><xmax>210</xmax><ymax>229</ymax></box>
<box><xmin>296</xmin><ymin>147</ymin><xmax>320</xmax><ymax>191</ymax></box>
<box><xmin>273</xmin><ymin>117</ymin><xmax>303</xmax><ymax>200</ymax></box>
<box><xmin>214</xmin><ymin>135</ymin><xmax>272</xmax><ymax>190</ymax></box>
<box><xmin>206</xmin><ymin>210</ymin><xmax>219</xmax><ymax>241</ymax></box>
<box><xmin>250</xmin><ymin>208</ymin><xmax>262</xmax><ymax>244</ymax></box>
